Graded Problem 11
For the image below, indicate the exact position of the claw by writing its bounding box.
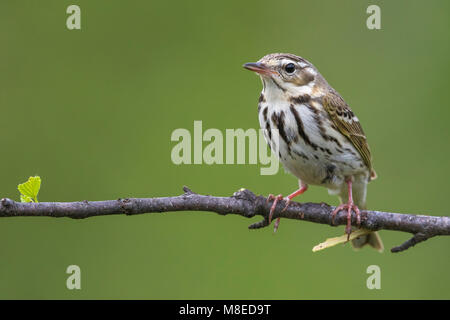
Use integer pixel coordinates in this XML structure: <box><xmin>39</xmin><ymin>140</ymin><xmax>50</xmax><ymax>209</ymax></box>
<box><xmin>273</xmin><ymin>196</ymin><xmax>292</xmax><ymax>233</ymax></box>
<box><xmin>267</xmin><ymin>194</ymin><xmax>285</xmax><ymax>233</ymax></box>
<box><xmin>268</xmin><ymin>194</ymin><xmax>283</xmax><ymax>225</ymax></box>
<box><xmin>331</xmin><ymin>202</ymin><xmax>361</xmax><ymax>241</ymax></box>
<box><xmin>355</xmin><ymin>205</ymin><xmax>361</xmax><ymax>227</ymax></box>
<box><xmin>273</xmin><ymin>217</ymin><xmax>281</xmax><ymax>233</ymax></box>
<box><xmin>330</xmin><ymin>178</ymin><xmax>363</xmax><ymax>241</ymax></box>
<box><xmin>265</xmin><ymin>184</ymin><xmax>308</xmax><ymax>233</ymax></box>
<box><xmin>281</xmin><ymin>198</ymin><xmax>291</xmax><ymax>212</ymax></box>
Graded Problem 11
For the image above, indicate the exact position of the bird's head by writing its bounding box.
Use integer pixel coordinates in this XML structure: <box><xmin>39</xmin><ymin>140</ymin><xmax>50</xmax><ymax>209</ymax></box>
<box><xmin>243</xmin><ymin>53</ymin><xmax>323</xmax><ymax>97</ymax></box>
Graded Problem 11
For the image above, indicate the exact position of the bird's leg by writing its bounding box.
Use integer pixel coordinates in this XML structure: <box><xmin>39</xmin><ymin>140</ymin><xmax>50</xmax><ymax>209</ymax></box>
<box><xmin>330</xmin><ymin>179</ymin><xmax>361</xmax><ymax>240</ymax></box>
<box><xmin>281</xmin><ymin>185</ymin><xmax>309</xmax><ymax>212</ymax></box>
<box><xmin>268</xmin><ymin>182</ymin><xmax>308</xmax><ymax>233</ymax></box>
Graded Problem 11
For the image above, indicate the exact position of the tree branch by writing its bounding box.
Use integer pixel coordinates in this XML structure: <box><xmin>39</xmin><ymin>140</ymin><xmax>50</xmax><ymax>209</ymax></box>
<box><xmin>1</xmin><ymin>187</ymin><xmax>448</xmax><ymax>253</ymax></box>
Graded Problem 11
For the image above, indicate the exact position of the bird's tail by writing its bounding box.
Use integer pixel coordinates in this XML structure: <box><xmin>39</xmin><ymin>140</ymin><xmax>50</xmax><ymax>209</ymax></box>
<box><xmin>351</xmin><ymin>231</ymin><xmax>384</xmax><ymax>252</ymax></box>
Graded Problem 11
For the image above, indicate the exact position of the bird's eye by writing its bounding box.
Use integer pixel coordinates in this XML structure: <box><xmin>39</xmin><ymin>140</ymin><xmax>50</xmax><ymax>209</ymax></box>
<box><xmin>284</xmin><ymin>63</ymin><xmax>296</xmax><ymax>74</ymax></box>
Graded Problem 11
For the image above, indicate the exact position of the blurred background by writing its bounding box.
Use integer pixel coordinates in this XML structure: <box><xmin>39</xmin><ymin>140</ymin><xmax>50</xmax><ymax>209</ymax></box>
<box><xmin>0</xmin><ymin>0</ymin><xmax>449</xmax><ymax>299</ymax></box>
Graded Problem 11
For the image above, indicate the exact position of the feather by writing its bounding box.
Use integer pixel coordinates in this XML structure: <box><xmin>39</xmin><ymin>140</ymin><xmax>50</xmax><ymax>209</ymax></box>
<box><xmin>322</xmin><ymin>89</ymin><xmax>375</xmax><ymax>177</ymax></box>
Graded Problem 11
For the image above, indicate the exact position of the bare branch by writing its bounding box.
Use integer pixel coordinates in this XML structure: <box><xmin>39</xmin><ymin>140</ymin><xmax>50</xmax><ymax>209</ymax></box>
<box><xmin>1</xmin><ymin>187</ymin><xmax>449</xmax><ymax>253</ymax></box>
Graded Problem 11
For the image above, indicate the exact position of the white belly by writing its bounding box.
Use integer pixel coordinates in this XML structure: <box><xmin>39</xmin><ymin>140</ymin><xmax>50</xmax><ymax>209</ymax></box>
<box><xmin>258</xmin><ymin>101</ymin><xmax>369</xmax><ymax>189</ymax></box>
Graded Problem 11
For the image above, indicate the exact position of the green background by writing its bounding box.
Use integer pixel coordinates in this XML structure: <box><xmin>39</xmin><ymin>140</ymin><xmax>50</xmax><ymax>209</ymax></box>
<box><xmin>0</xmin><ymin>0</ymin><xmax>449</xmax><ymax>299</ymax></box>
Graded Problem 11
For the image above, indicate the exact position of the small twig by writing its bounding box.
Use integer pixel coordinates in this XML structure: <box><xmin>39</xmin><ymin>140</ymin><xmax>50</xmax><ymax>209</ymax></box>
<box><xmin>0</xmin><ymin>187</ymin><xmax>448</xmax><ymax>253</ymax></box>
<box><xmin>390</xmin><ymin>233</ymin><xmax>433</xmax><ymax>253</ymax></box>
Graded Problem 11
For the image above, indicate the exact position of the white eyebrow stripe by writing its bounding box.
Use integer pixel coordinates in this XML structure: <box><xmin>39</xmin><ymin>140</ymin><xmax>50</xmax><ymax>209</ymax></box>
<box><xmin>298</xmin><ymin>62</ymin><xmax>308</xmax><ymax>68</ymax></box>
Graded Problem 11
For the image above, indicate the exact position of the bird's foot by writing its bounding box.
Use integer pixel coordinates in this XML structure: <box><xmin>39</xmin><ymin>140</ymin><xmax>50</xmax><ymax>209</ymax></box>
<box><xmin>331</xmin><ymin>202</ymin><xmax>361</xmax><ymax>240</ymax></box>
<box><xmin>267</xmin><ymin>194</ymin><xmax>285</xmax><ymax>233</ymax></box>
<box><xmin>266</xmin><ymin>185</ymin><xmax>308</xmax><ymax>233</ymax></box>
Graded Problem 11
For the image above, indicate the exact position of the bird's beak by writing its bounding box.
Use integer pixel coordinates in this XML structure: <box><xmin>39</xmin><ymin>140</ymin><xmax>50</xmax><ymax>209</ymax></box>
<box><xmin>243</xmin><ymin>62</ymin><xmax>277</xmax><ymax>76</ymax></box>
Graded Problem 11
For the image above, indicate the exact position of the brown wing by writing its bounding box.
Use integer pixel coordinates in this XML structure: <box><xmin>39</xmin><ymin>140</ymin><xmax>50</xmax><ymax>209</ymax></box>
<box><xmin>322</xmin><ymin>90</ymin><xmax>376</xmax><ymax>179</ymax></box>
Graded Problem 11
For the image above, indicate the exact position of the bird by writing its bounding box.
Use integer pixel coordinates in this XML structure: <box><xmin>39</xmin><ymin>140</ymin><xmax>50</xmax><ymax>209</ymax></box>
<box><xmin>243</xmin><ymin>53</ymin><xmax>383</xmax><ymax>252</ymax></box>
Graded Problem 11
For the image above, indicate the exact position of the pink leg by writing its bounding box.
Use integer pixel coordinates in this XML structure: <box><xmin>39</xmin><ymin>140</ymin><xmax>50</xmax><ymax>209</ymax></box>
<box><xmin>269</xmin><ymin>183</ymin><xmax>308</xmax><ymax>233</ymax></box>
<box><xmin>330</xmin><ymin>179</ymin><xmax>361</xmax><ymax>240</ymax></box>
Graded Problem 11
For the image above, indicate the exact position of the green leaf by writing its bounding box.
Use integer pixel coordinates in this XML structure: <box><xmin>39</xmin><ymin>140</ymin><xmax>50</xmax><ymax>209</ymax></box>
<box><xmin>18</xmin><ymin>176</ymin><xmax>41</xmax><ymax>203</ymax></box>
<box><xmin>20</xmin><ymin>195</ymin><xmax>33</xmax><ymax>203</ymax></box>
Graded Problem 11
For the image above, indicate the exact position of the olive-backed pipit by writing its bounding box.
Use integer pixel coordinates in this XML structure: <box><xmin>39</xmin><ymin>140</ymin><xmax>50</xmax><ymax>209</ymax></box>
<box><xmin>244</xmin><ymin>53</ymin><xmax>383</xmax><ymax>252</ymax></box>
